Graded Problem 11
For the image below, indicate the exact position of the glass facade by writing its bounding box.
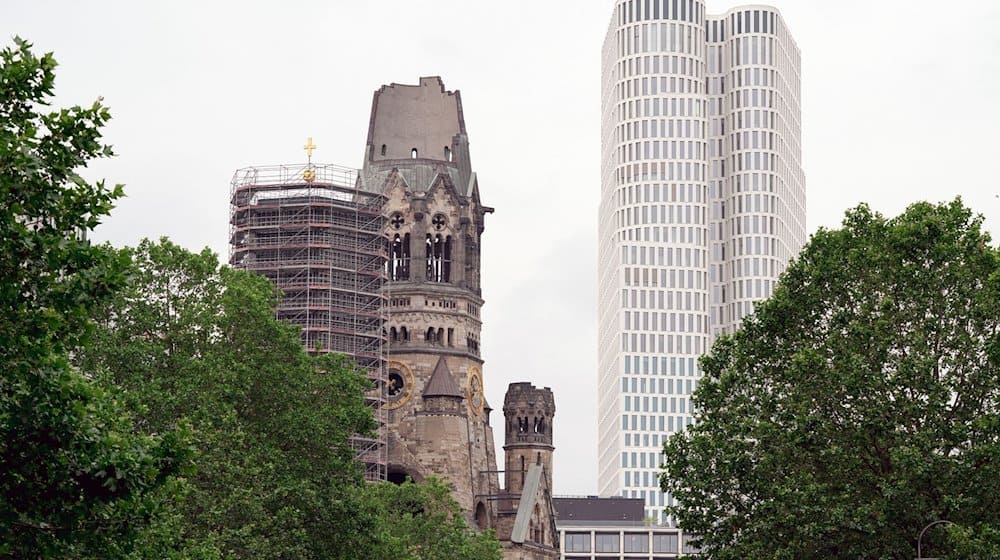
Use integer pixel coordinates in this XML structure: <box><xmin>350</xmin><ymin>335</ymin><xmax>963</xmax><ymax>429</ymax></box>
<box><xmin>557</xmin><ymin>525</ymin><xmax>699</xmax><ymax>560</ymax></box>
<box><xmin>598</xmin><ymin>1</ymin><xmax>805</xmax><ymax>524</ymax></box>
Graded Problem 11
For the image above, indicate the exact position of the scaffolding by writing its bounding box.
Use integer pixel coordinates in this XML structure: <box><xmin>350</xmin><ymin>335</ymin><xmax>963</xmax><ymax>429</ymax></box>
<box><xmin>229</xmin><ymin>163</ymin><xmax>388</xmax><ymax>482</ymax></box>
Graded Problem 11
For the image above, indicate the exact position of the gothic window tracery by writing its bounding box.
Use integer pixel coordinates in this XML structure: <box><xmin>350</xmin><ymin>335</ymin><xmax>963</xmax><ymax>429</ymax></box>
<box><xmin>518</xmin><ymin>417</ymin><xmax>529</xmax><ymax>433</ymax></box>
<box><xmin>533</xmin><ymin>416</ymin><xmax>545</xmax><ymax>434</ymax></box>
<box><xmin>389</xmin><ymin>230</ymin><xmax>410</xmax><ymax>280</ymax></box>
<box><xmin>425</xmin><ymin>232</ymin><xmax>451</xmax><ymax>282</ymax></box>
<box><xmin>390</xmin><ymin>212</ymin><xmax>405</xmax><ymax>230</ymax></box>
<box><xmin>432</xmin><ymin>213</ymin><xmax>447</xmax><ymax>231</ymax></box>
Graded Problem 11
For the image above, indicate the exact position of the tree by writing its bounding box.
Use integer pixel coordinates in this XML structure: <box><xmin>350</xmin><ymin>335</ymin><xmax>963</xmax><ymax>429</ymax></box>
<box><xmin>0</xmin><ymin>38</ymin><xmax>191</xmax><ymax>558</ymax></box>
<box><xmin>362</xmin><ymin>477</ymin><xmax>503</xmax><ymax>560</ymax></box>
<box><xmin>946</xmin><ymin>524</ymin><xmax>1000</xmax><ymax>560</ymax></box>
<box><xmin>661</xmin><ymin>200</ymin><xmax>1000</xmax><ymax>560</ymax></box>
<box><xmin>78</xmin><ymin>238</ymin><xmax>377</xmax><ymax>558</ymax></box>
<box><xmin>80</xmin><ymin>239</ymin><xmax>502</xmax><ymax>559</ymax></box>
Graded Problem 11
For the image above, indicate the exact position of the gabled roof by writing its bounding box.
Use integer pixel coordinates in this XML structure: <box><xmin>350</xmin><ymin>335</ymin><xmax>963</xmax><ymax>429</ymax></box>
<box><xmin>359</xmin><ymin>163</ymin><xmax>477</xmax><ymax>199</ymax></box>
<box><xmin>422</xmin><ymin>357</ymin><xmax>463</xmax><ymax>399</ymax></box>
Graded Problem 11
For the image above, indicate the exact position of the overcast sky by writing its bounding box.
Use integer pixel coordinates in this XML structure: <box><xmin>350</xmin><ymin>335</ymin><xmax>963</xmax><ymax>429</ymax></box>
<box><xmin>6</xmin><ymin>0</ymin><xmax>999</xmax><ymax>496</ymax></box>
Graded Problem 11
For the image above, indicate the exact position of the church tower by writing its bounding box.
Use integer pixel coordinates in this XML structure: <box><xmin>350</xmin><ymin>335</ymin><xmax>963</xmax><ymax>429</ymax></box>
<box><xmin>361</xmin><ymin>77</ymin><xmax>498</xmax><ymax>517</ymax></box>
<box><xmin>503</xmin><ymin>383</ymin><xmax>556</xmax><ymax>495</ymax></box>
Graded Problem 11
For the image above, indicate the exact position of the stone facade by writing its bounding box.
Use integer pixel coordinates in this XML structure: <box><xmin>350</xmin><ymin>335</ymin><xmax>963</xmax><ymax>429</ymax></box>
<box><xmin>505</xmin><ymin>383</ymin><xmax>556</xmax><ymax>495</ymax></box>
<box><xmin>362</xmin><ymin>77</ymin><xmax>559</xmax><ymax>560</ymax></box>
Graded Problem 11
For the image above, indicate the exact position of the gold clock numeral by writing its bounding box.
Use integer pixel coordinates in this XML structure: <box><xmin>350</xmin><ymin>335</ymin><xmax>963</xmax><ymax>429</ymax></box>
<box><xmin>384</xmin><ymin>361</ymin><xmax>415</xmax><ymax>410</ymax></box>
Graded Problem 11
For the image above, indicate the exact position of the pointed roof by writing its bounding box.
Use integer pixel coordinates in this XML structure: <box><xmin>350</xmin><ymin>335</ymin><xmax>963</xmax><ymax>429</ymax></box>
<box><xmin>422</xmin><ymin>357</ymin><xmax>463</xmax><ymax>398</ymax></box>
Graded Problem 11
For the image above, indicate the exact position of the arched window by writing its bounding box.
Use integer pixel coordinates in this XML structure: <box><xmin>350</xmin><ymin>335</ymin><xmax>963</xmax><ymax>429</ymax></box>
<box><xmin>389</xmin><ymin>233</ymin><xmax>410</xmax><ymax>280</ymax></box>
<box><xmin>474</xmin><ymin>502</ymin><xmax>488</xmax><ymax>530</ymax></box>
<box><xmin>444</xmin><ymin>146</ymin><xmax>452</xmax><ymax>161</ymax></box>
<box><xmin>426</xmin><ymin>327</ymin><xmax>436</xmax><ymax>344</ymax></box>
<box><xmin>437</xmin><ymin>328</ymin><xmax>445</xmax><ymax>346</ymax></box>
<box><xmin>390</xmin><ymin>327</ymin><xmax>398</xmax><ymax>342</ymax></box>
<box><xmin>411</xmin><ymin>148</ymin><xmax>418</xmax><ymax>159</ymax></box>
<box><xmin>381</xmin><ymin>144</ymin><xmax>387</xmax><ymax>156</ymax></box>
<box><xmin>400</xmin><ymin>326</ymin><xmax>409</xmax><ymax>342</ymax></box>
<box><xmin>443</xmin><ymin>236</ymin><xmax>451</xmax><ymax>281</ymax></box>
<box><xmin>533</xmin><ymin>505</ymin><xmax>543</xmax><ymax>543</ymax></box>
<box><xmin>425</xmin><ymin>233</ymin><xmax>452</xmax><ymax>283</ymax></box>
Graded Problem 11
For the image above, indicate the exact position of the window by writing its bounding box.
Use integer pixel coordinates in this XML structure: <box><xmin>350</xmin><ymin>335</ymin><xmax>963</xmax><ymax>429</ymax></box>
<box><xmin>389</xmin><ymin>233</ymin><xmax>410</xmax><ymax>280</ymax></box>
<box><xmin>595</xmin><ymin>533</ymin><xmax>619</xmax><ymax>553</ymax></box>
<box><xmin>380</xmin><ymin>144</ymin><xmax>387</xmax><ymax>156</ymax></box>
<box><xmin>425</xmin><ymin>233</ymin><xmax>451</xmax><ymax>282</ymax></box>
<box><xmin>444</xmin><ymin>146</ymin><xmax>452</xmax><ymax>161</ymax></box>
<box><xmin>624</xmin><ymin>533</ymin><xmax>649</xmax><ymax>553</ymax></box>
<box><xmin>652</xmin><ymin>533</ymin><xmax>679</xmax><ymax>553</ymax></box>
<box><xmin>410</xmin><ymin>148</ymin><xmax>418</xmax><ymax>158</ymax></box>
<box><xmin>564</xmin><ymin>533</ymin><xmax>590</xmax><ymax>552</ymax></box>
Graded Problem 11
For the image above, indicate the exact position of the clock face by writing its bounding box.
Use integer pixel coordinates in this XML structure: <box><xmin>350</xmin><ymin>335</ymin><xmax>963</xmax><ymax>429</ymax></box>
<box><xmin>383</xmin><ymin>361</ymin><xmax>414</xmax><ymax>410</ymax></box>
<box><xmin>466</xmin><ymin>366</ymin><xmax>485</xmax><ymax>417</ymax></box>
<box><xmin>387</xmin><ymin>372</ymin><xmax>405</xmax><ymax>397</ymax></box>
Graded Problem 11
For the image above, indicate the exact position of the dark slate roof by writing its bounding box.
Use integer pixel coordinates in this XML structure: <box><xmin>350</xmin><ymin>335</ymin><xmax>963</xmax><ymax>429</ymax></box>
<box><xmin>553</xmin><ymin>496</ymin><xmax>645</xmax><ymax>522</ymax></box>
<box><xmin>422</xmin><ymin>357</ymin><xmax>463</xmax><ymax>398</ymax></box>
<box><xmin>360</xmin><ymin>164</ymin><xmax>477</xmax><ymax>198</ymax></box>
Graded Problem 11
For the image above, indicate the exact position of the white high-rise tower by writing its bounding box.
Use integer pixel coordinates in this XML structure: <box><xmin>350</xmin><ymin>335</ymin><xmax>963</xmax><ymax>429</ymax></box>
<box><xmin>598</xmin><ymin>1</ymin><xmax>805</xmax><ymax>523</ymax></box>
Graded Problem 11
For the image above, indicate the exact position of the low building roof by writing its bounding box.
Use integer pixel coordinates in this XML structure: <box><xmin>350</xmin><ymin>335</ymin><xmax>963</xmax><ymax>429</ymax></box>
<box><xmin>552</xmin><ymin>496</ymin><xmax>645</xmax><ymax>522</ymax></box>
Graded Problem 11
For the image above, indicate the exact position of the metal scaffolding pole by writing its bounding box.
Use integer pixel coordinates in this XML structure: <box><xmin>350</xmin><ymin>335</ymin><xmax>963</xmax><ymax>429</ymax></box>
<box><xmin>229</xmin><ymin>162</ymin><xmax>388</xmax><ymax>482</ymax></box>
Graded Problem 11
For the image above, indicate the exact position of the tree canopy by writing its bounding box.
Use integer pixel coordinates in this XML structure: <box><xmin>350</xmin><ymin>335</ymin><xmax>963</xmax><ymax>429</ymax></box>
<box><xmin>0</xmin><ymin>38</ymin><xmax>191</xmax><ymax>559</ymax></box>
<box><xmin>364</xmin><ymin>478</ymin><xmax>503</xmax><ymax>560</ymax></box>
<box><xmin>3</xmin><ymin>38</ymin><xmax>502</xmax><ymax>559</ymax></box>
<box><xmin>661</xmin><ymin>200</ymin><xmax>1000</xmax><ymax>559</ymax></box>
<box><xmin>80</xmin><ymin>238</ymin><xmax>503</xmax><ymax>560</ymax></box>
<box><xmin>79</xmin><ymin>239</ymin><xmax>379</xmax><ymax>558</ymax></box>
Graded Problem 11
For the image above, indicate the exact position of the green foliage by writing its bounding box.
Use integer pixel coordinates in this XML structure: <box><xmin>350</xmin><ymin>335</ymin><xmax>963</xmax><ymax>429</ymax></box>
<box><xmin>362</xmin><ymin>478</ymin><xmax>503</xmax><ymax>560</ymax></box>
<box><xmin>0</xmin><ymin>38</ymin><xmax>192</xmax><ymax>558</ymax></box>
<box><xmin>0</xmin><ymin>36</ymin><xmax>501</xmax><ymax>560</ymax></box>
<box><xmin>79</xmin><ymin>238</ymin><xmax>378</xmax><ymax>558</ymax></box>
<box><xmin>0</xmin><ymin>37</ymin><xmax>125</xmax><ymax>358</ymax></box>
<box><xmin>661</xmin><ymin>200</ymin><xmax>1000</xmax><ymax>560</ymax></box>
<box><xmin>81</xmin><ymin>239</ymin><xmax>503</xmax><ymax>559</ymax></box>
<box><xmin>946</xmin><ymin>524</ymin><xmax>1000</xmax><ymax>559</ymax></box>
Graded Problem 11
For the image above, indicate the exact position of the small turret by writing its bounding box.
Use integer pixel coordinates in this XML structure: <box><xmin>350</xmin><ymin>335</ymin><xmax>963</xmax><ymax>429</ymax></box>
<box><xmin>503</xmin><ymin>383</ymin><xmax>555</xmax><ymax>494</ymax></box>
<box><xmin>422</xmin><ymin>356</ymin><xmax>465</xmax><ymax>414</ymax></box>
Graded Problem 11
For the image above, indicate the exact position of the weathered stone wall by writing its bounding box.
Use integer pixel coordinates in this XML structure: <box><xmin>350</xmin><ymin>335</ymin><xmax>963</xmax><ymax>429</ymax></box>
<box><xmin>368</xmin><ymin>77</ymin><xmax>556</xmax><ymax>560</ymax></box>
<box><xmin>503</xmin><ymin>383</ymin><xmax>556</xmax><ymax>494</ymax></box>
<box><xmin>367</xmin><ymin>77</ymin><xmax>465</xmax><ymax>164</ymax></box>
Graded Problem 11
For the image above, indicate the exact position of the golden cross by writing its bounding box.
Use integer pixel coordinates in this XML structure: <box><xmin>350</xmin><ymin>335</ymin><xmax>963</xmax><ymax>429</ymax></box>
<box><xmin>303</xmin><ymin>137</ymin><xmax>317</xmax><ymax>160</ymax></box>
